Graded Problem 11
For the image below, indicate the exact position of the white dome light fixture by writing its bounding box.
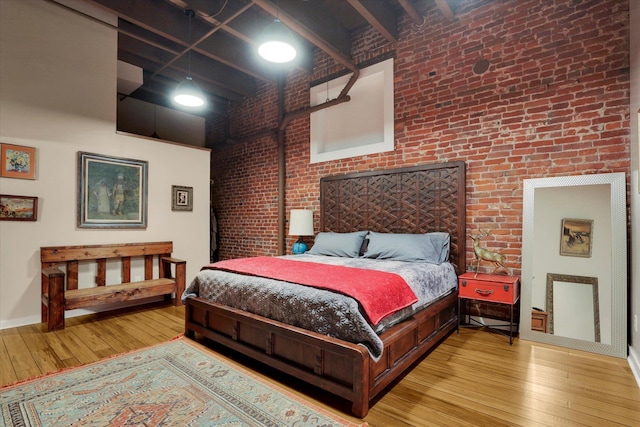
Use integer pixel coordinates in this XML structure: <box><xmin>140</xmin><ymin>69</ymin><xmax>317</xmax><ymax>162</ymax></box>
<box><xmin>257</xmin><ymin>18</ymin><xmax>297</xmax><ymax>64</ymax></box>
<box><xmin>173</xmin><ymin>9</ymin><xmax>205</xmax><ymax>108</ymax></box>
<box><xmin>174</xmin><ymin>76</ymin><xmax>205</xmax><ymax>107</ymax></box>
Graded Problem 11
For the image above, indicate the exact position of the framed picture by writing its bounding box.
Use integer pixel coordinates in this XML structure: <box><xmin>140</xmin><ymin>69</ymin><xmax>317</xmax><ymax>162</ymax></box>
<box><xmin>0</xmin><ymin>195</ymin><xmax>38</xmax><ymax>221</ymax></box>
<box><xmin>1</xmin><ymin>144</ymin><xmax>36</xmax><ymax>180</ymax></box>
<box><xmin>171</xmin><ymin>185</ymin><xmax>193</xmax><ymax>211</ymax></box>
<box><xmin>546</xmin><ymin>273</ymin><xmax>600</xmax><ymax>342</ymax></box>
<box><xmin>560</xmin><ymin>218</ymin><xmax>593</xmax><ymax>257</ymax></box>
<box><xmin>77</xmin><ymin>152</ymin><xmax>148</xmax><ymax>228</ymax></box>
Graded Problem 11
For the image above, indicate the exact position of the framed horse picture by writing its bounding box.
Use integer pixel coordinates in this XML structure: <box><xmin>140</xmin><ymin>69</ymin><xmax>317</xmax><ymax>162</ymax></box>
<box><xmin>560</xmin><ymin>218</ymin><xmax>593</xmax><ymax>258</ymax></box>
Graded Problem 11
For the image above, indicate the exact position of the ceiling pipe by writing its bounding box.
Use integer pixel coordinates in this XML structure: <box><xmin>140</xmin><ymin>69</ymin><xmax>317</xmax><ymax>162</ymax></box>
<box><xmin>274</xmin><ymin>66</ymin><xmax>359</xmax><ymax>254</ymax></box>
<box><xmin>276</xmin><ymin>77</ymin><xmax>287</xmax><ymax>255</ymax></box>
<box><xmin>280</xmin><ymin>69</ymin><xmax>358</xmax><ymax>133</ymax></box>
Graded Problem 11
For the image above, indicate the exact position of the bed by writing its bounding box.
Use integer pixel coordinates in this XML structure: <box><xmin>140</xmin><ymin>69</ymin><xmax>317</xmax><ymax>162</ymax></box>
<box><xmin>184</xmin><ymin>161</ymin><xmax>466</xmax><ymax>417</ymax></box>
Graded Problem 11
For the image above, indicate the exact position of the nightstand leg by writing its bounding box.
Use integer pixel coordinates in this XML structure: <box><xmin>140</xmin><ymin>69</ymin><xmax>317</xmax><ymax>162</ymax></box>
<box><xmin>457</xmin><ymin>298</ymin><xmax>460</xmax><ymax>335</ymax></box>
<box><xmin>509</xmin><ymin>303</ymin><xmax>514</xmax><ymax>345</ymax></box>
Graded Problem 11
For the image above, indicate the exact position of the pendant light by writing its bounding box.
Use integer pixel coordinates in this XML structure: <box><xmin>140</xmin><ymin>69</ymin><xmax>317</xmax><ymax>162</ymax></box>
<box><xmin>257</xmin><ymin>6</ymin><xmax>297</xmax><ymax>64</ymax></box>
<box><xmin>173</xmin><ymin>9</ymin><xmax>205</xmax><ymax>107</ymax></box>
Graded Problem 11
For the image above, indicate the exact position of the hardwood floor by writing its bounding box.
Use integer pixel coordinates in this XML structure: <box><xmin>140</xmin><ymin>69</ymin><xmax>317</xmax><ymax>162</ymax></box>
<box><xmin>1</xmin><ymin>302</ymin><xmax>639</xmax><ymax>426</ymax></box>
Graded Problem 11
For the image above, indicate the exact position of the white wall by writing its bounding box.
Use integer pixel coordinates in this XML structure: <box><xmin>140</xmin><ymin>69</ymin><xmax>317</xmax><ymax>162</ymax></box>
<box><xmin>0</xmin><ymin>0</ymin><xmax>211</xmax><ymax>328</ymax></box>
<box><xmin>629</xmin><ymin>0</ymin><xmax>640</xmax><ymax>386</ymax></box>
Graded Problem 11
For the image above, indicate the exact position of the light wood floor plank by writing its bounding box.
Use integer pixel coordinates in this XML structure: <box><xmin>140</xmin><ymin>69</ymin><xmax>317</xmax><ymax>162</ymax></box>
<box><xmin>2</xmin><ymin>328</ymin><xmax>41</xmax><ymax>382</ymax></box>
<box><xmin>30</xmin><ymin>347</ymin><xmax>65</xmax><ymax>375</ymax></box>
<box><xmin>0</xmin><ymin>336</ymin><xmax>18</xmax><ymax>386</ymax></box>
<box><xmin>82</xmin><ymin>317</ymin><xmax>144</xmax><ymax>354</ymax></box>
<box><xmin>49</xmin><ymin>329</ymin><xmax>101</xmax><ymax>365</ymax></box>
<box><xmin>1</xmin><ymin>302</ymin><xmax>638</xmax><ymax>427</ymax></box>
<box><xmin>41</xmin><ymin>329</ymin><xmax>79</xmax><ymax>368</ymax></box>
<box><xmin>425</xmin><ymin>346</ymin><xmax>637</xmax><ymax>422</ymax></box>
<box><xmin>415</xmin><ymin>346</ymin><xmax>637</xmax><ymax>426</ymax></box>
<box><xmin>17</xmin><ymin>324</ymin><xmax>50</xmax><ymax>352</ymax></box>
<box><xmin>67</xmin><ymin>322</ymin><xmax>112</xmax><ymax>353</ymax></box>
<box><xmin>129</xmin><ymin>310</ymin><xmax>183</xmax><ymax>339</ymax></box>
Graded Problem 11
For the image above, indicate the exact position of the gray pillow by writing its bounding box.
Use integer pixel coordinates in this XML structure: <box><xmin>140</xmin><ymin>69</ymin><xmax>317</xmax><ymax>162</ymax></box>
<box><xmin>307</xmin><ymin>231</ymin><xmax>369</xmax><ymax>257</ymax></box>
<box><xmin>362</xmin><ymin>232</ymin><xmax>450</xmax><ymax>263</ymax></box>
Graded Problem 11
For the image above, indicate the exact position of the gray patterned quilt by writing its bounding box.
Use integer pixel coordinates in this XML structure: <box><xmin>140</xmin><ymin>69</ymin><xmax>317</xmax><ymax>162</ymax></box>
<box><xmin>183</xmin><ymin>254</ymin><xmax>457</xmax><ymax>360</ymax></box>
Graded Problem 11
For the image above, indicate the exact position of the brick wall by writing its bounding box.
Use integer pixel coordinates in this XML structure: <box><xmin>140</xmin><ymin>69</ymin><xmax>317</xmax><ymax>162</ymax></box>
<box><xmin>210</xmin><ymin>0</ymin><xmax>630</xmax><ymax>275</ymax></box>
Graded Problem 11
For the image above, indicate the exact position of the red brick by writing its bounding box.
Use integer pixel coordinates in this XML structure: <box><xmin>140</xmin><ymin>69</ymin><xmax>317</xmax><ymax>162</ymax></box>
<box><xmin>210</xmin><ymin>0</ymin><xmax>630</xmax><ymax>272</ymax></box>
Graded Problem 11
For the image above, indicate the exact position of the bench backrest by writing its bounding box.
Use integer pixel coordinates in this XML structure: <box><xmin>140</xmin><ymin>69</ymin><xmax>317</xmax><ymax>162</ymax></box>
<box><xmin>41</xmin><ymin>241</ymin><xmax>173</xmax><ymax>290</ymax></box>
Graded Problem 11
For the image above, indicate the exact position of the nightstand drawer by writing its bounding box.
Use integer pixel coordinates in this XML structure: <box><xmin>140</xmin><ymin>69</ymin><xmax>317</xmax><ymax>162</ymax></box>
<box><xmin>458</xmin><ymin>273</ymin><xmax>520</xmax><ymax>304</ymax></box>
<box><xmin>531</xmin><ymin>310</ymin><xmax>549</xmax><ymax>333</ymax></box>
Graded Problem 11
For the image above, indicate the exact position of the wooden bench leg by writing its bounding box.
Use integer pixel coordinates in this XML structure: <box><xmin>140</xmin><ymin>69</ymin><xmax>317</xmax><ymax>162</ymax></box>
<box><xmin>48</xmin><ymin>272</ymin><xmax>65</xmax><ymax>331</ymax></box>
<box><xmin>174</xmin><ymin>261</ymin><xmax>186</xmax><ymax>306</ymax></box>
<box><xmin>41</xmin><ymin>272</ymin><xmax>48</xmax><ymax>324</ymax></box>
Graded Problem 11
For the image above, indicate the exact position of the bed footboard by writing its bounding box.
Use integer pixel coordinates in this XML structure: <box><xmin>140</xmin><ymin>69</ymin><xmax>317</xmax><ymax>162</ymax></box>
<box><xmin>184</xmin><ymin>291</ymin><xmax>458</xmax><ymax>418</ymax></box>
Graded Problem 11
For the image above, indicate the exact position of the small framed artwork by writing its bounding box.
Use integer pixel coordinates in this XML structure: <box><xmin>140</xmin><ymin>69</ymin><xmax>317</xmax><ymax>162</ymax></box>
<box><xmin>560</xmin><ymin>218</ymin><xmax>593</xmax><ymax>257</ymax></box>
<box><xmin>77</xmin><ymin>152</ymin><xmax>148</xmax><ymax>228</ymax></box>
<box><xmin>1</xmin><ymin>144</ymin><xmax>36</xmax><ymax>180</ymax></box>
<box><xmin>0</xmin><ymin>195</ymin><xmax>38</xmax><ymax>221</ymax></box>
<box><xmin>172</xmin><ymin>185</ymin><xmax>193</xmax><ymax>211</ymax></box>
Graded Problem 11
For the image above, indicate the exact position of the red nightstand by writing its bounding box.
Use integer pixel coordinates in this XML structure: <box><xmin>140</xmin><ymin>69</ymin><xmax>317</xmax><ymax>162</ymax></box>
<box><xmin>457</xmin><ymin>272</ymin><xmax>520</xmax><ymax>344</ymax></box>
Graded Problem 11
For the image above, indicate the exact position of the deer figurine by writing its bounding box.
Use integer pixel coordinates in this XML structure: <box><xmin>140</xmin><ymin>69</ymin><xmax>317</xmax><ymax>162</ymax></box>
<box><xmin>469</xmin><ymin>229</ymin><xmax>509</xmax><ymax>277</ymax></box>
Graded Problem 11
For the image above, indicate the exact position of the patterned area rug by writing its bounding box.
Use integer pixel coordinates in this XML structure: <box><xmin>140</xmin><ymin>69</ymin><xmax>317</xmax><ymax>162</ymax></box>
<box><xmin>0</xmin><ymin>338</ymin><xmax>365</xmax><ymax>427</ymax></box>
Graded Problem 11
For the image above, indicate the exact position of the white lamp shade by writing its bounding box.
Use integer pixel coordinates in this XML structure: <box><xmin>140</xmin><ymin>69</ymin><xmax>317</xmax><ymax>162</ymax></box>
<box><xmin>258</xmin><ymin>19</ymin><xmax>297</xmax><ymax>63</ymax></box>
<box><xmin>288</xmin><ymin>209</ymin><xmax>314</xmax><ymax>236</ymax></box>
<box><xmin>173</xmin><ymin>76</ymin><xmax>205</xmax><ymax>107</ymax></box>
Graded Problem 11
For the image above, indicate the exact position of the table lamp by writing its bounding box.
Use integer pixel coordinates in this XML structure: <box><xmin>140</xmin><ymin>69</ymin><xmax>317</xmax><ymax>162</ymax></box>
<box><xmin>288</xmin><ymin>209</ymin><xmax>314</xmax><ymax>254</ymax></box>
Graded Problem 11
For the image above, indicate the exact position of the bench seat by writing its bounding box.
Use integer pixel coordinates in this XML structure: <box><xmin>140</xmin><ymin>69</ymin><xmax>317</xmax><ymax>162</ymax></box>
<box><xmin>42</xmin><ymin>276</ymin><xmax>177</xmax><ymax>310</ymax></box>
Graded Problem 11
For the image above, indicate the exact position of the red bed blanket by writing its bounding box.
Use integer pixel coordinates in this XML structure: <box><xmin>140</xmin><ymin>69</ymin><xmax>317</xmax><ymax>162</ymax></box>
<box><xmin>203</xmin><ymin>257</ymin><xmax>418</xmax><ymax>325</ymax></box>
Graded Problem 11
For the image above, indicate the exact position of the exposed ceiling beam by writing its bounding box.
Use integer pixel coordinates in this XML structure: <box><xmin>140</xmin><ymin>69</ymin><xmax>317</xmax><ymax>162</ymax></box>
<box><xmin>117</xmin><ymin>31</ymin><xmax>255</xmax><ymax>99</ymax></box>
<box><xmin>434</xmin><ymin>0</ymin><xmax>455</xmax><ymax>21</ymax></box>
<box><xmin>166</xmin><ymin>1</ymin><xmax>317</xmax><ymax>77</ymax></box>
<box><xmin>52</xmin><ymin>0</ymin><xmax>425</xmax><ymax>114</ymax></box>
<box><xmin>346</xmin><ymin>0</ymin><xmax>397</xmax><ymax>44</ymax></box>
<box><xmin>253</xmin><ymin>0</ymin><xmax>357</xmax><ymax>72</ymax></box>
<box><xmin>150</xmin><ymin>3</ymin><xmax>254</xmax><ymax>79</ymax></box>
<box><xmin>85</xmin><ymin>0</ymin><xmax>275</xmax><ymax>91</ymax></box>
<box><xmin>396</xmin><ymin>0</ymin><xmax>426</xmax><ymax>26</ymax></box>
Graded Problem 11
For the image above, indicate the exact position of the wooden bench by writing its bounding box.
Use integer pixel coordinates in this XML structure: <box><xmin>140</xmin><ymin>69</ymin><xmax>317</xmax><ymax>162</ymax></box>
<box><xmin>41</xmin><ymin>241</ymin><xmax>186</xmax><ymax>331</ymax></box>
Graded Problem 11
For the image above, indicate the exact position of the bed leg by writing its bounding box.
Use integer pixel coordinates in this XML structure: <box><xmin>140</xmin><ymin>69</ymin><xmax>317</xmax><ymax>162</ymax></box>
<box><xmin>184</xmin><ymin>300</ymin><xmax>195</xmax><ymax>339</ymax></box>
<box><xmin>351</xmin><ymin>398</ymin><xmax>368</xmax><ymax>418</ymax></box>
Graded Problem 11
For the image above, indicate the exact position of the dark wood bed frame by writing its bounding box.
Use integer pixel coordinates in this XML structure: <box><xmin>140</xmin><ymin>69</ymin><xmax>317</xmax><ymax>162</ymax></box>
<box><xmin>185</xmin><ymin>161</ymin><xmax>466</xmax><ymax>417</ymax></box>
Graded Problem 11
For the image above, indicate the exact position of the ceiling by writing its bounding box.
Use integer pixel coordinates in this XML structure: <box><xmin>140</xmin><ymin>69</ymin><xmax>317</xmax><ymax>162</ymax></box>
<box><xmin>52</xmin><ymin>0</ymin><xmax>457</xmax><ymax>116</ymax></box>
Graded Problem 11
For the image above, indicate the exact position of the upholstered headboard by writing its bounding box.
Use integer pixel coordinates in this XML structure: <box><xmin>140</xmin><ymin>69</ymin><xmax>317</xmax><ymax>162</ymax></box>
<box><xmin>319</xmin><ymin>161</ymin><xmax>466</xmax><ymax>273</ymax></box>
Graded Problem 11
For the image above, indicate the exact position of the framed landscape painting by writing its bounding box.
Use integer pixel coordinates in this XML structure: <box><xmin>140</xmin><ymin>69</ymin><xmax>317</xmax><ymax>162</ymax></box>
<box><xmin>0</xmin><ymin>195</ymin><xmax>38</xmax><ymax>221</ymax></box>
<box><xmin>77</xmin><ymin>152</ymin><xmax>148</xmax><ymax>228</ymax></box>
